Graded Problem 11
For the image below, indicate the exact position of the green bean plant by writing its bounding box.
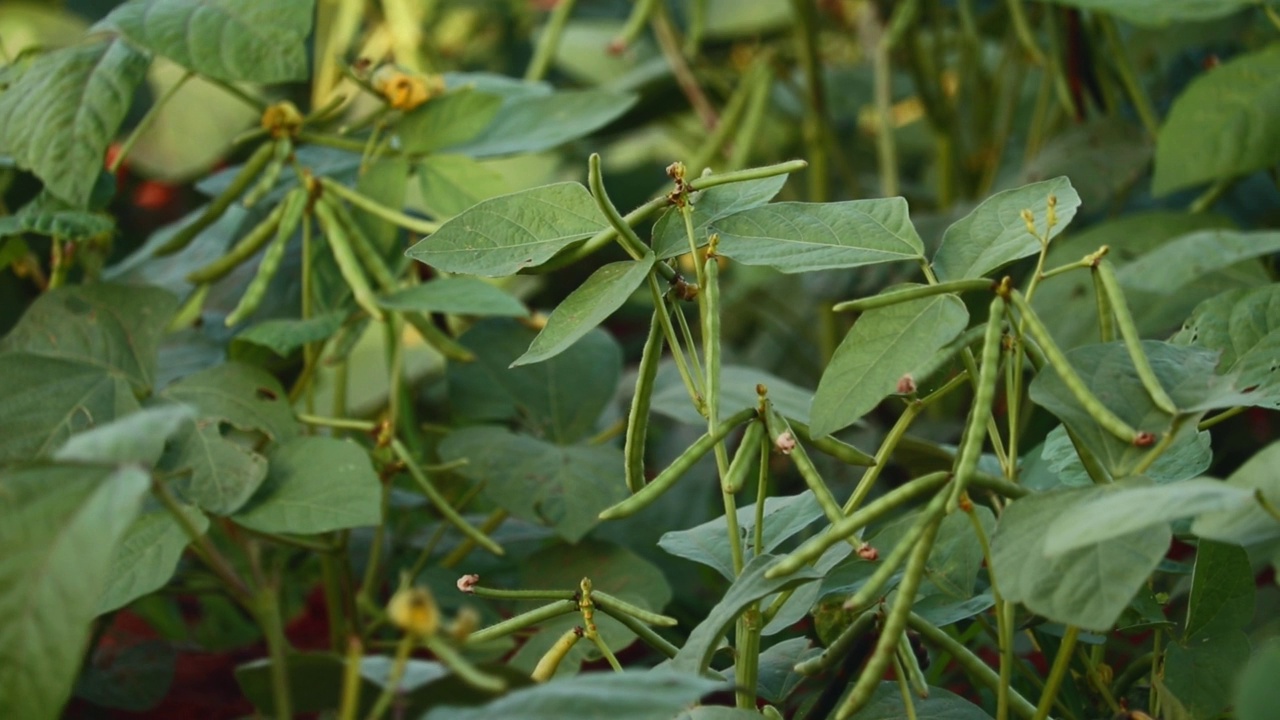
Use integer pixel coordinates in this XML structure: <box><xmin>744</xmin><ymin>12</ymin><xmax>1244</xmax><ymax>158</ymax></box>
<box><xmin>1</xmin><ymin>2</ymin><xmax>1279</xmax><ymax>720</ymax></box>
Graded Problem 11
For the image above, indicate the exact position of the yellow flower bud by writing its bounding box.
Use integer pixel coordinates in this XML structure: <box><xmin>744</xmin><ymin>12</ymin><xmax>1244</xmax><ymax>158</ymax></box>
<box><xmin>387</xmin><ymin>585</ymin><xmax>440</xmax><ymax>637</ymax></box>
<box><xmin>261</xmin><ymin>101</ymin><xmax>303</xmax><ymax>139</ymax></box>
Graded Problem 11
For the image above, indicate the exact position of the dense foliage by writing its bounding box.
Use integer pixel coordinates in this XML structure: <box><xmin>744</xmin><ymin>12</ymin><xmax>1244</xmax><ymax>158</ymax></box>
<box><xmin>0</xmin><ymin>1</ymin><xmax>1278</xmax><ymax>719</ymax></box>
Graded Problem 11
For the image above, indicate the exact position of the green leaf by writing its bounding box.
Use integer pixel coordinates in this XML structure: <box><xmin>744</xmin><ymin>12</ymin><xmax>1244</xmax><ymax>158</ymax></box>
<box><xmin>160</xmin><ymin>362</ymin><xmax>297</xmax><ymax>443</ymax></box>
<box><xmin>406</xmin><ymin>183</ymin><xmax>609</xmax><ymax>277</ymax></box>
<box><xmin>1</xmin><ymin>283</ymin><xmax>178</xmax><ymax>391</ymax></box>
<box><xmin>1235</xmin><ymin>638</ymin><xmax>1280</xmax><ymax>720</ymax></box>
<box><xmin>675</xmin><ymin>709</ymin><xmax>764</xmax><ymax>720</ymax></box>
<box><xmin>0</xmin><ymin>354</ymin><xmax>140</xmax><ymax>464</ymax></box>
<box><xmin>811</xmin><ymin>294</ymin><xmax>968</xmax><ymax>437</ymax></box>
<box><xmin>1192</xmin><ymin>441</ymin><xmax>1280</xmax><ymax>547</ymax></box>
<box><xmin>448</xmin><ymin>319</ymin><xmax>621</xmax><ymax>444</ymax></box>
<box><xmin>712</xmin><ymin>198</ymin><xmax>924</xmax><ymax>273</ymax></box>
<box><xmin>1118</xmin><ymin>230</ymin><xmax>1280</xmax><ymax>296</ymax></box>
<box><xmin>651</xmin><ymin>176</ymin><xmax>788</xmax><ymax>259</ymax></box>
<box><xmin>651</xmin><ymin>364</ymin><xmax>816</xmax><ymax>426</ymax></box>
<box><xmin>232</xmin><ymin>436</ymin><xmax>381</xmax><ymax>534</ymax></box>
<box><xmin>378</xmin><ymin>278</ymin><xmax>526</xmax><ymax>317</ymax></box>
<box><xmin>74</xmin><ymin>639</ymin><xmax>175</xmax><ymax>712</ymax></box>
<box><xmin>162</xmin><ymin>418</ymin><xmax>269</xmax><ymax>515</ymax></box>
<box><xmin>1153</xmin><ymin>44</ymin><xmax>1280</xmax><ymax>194</ymax></box>
<box><xmin>439</xmin><ymin>427</ymin><xmax>627</xmax><ymax>542</ymax></box>
<box><xmin>1029</xmin><ymin>341</ymin><xmax>1248</xmax><ymax>479</ymax></box>
<box><xmin>1020</xmin><ymin>118</ymin><xmax>1150</xmax><ymax>209</ymax></box>
<box><xmin>743</xmin><ymin>637</ymin><xmax>816</xmax><ymax>703</ymax></box>
<box><xmin>98</xmin><ymin>0</ymin><xmax>312</xmax><ymax>83</ymax></box>
<box><xmin>414</xmin><ymin>154</ymin><xmax>512</xmax><ymax>220</ymax></box>
<box><xmin>513</xmin><ymin>254</ymin><xmax>654</xmax><ymax>366</ymax></box>
<box><xmin>853</xmin><ymin>682</ymin><xmax>995</xmax><ymax>719</ymax></box>
<box><xmin>420</xmin><ymin>669</ymin><xmax>723</xmax><ymax>720</ymax></box>
<box><xmin>509</xmin><ymin>542</ymin><xmax>671</xmax><ymax>676</ymax></box>
<box><xmin>0</xmin><ymin>191</ymin><xmax>116</xmax><ymax>239</ymax></box>
<box><xmin>399</xmin><ymin>88</ymin><xmax>505</xmax><ymax>154</ymax></box>
<box><xmin>1172</xmin><ymin>285</ymin><xmax>1280</xmax><ymax>408</ymax></box>
<box><xmin>1044</xmin><ymin>478</ymin><xmax>1254</xmax><ymax>555</ymax></box>
<box><xmin>659</xmin><ymin>492</ymin><xmax>825</xmax><ymax>580</ymax></box>
<box><xmin>932</xmin><ymin>176</ymin><xmax>1080</xmax><ymax>281</ymax></box>
<box><xmin>0</xmin><ymin>464</ymin><xmax>150</xmax><ymax>720</ymax></box>
<box><xmin>991</xmin><ymin>485</ymin><xmax>1170</xmax><ymax>630</ymax></box>
<box><xmin>668</xmin><ymin>554</ymin><xmax>824</xmax><ymax>674</ymax></box>
<box><xmin>445</xmin><ymin>88</ymin><xmax>638</xmax><ymax>157</ymax></box>
<box><xmin>1039</xmin><ymin>424</ymin><xmax>1212</xmax><ymax>488</ymax></box>
<box><xmin>98</xmin><ymin>503</ymin><xmax>208</xmax><ymax>614</ymax></box>
<box><xmin>232</xmin><ymin>312</ymin><xmax>347</xmax><ymax>357</ymax></box>
<box><xmin>1041</xmin><ymin>0</ymin><xmax>1258</xmax><ymax>25</ymax></box>
<box><xmin>54</xmin><ymin>404</ymin><xmax>194</xmax><ymax>466</ymax></box>
<box><xmin>1163</xmin><ymin>541</ymin><xmax>1255</xmax><ymax>719</ymax></box>
<box><xmin>0</xmin><ymin>37</ymin><xmax>149</xmax><ymax>207</ymax></box>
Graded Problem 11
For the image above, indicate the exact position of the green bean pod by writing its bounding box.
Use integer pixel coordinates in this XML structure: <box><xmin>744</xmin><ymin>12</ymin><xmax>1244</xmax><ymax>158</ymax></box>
<box><xmin>243</xmin><ymin>137</ymin><xmax>291</xmax><ymax>208</ymax></box>
<box><xmin>186</xmin><ymin>197</ymin><xmax>289</xmax><ymax>284</ymax></box>
<box><xmin>907</xmin><ymin>612</ymin><xmax>1039</xmax><ymax>719</ymax></box>
<box><xmin>1090</xmin><ymin>265</ymin><xmax>1116</xmax><ymax>343</ymax></box>
<box><xmin>403</xmin><ymin>313</ymin><xmax>477</xmax><ymax>363</ymax></box>
<box><xmin>896</xmin><ymin>630</ymin><xmax>930</xmax><ymax>698</ymax></box>
<box><xmin>392</xmin><ymin>439</ymin><xmax>502</xmax><ymax>556</ymax></box>
<box><xmin>587</xmin><ymin>153</ymin><xmax>656</xmax><ymax>265</ymax></box>
<box><xmin>593</xmin><ymin>603</ymin><xmax>679</xmax><ymax>659</ymax></box>
<box><xmin>762</xmin><ymin>403</ymin><xmax>844</xmax><ymax>526</ymax></box>
<box><xmin>625</xmin><ymin>311</ymin><xmax>664</xmax><ymax>492</ymax></box>
<box><xmin>766</xmin><ymin>471</ymin><xmax>950</xmax><ymax>579</ymax></box>
<box><xmin>836</xmin><ymin>513</ymin><xmax>942</xmax><ymax>719</ymax></box>
<box><xmin>591</xmin><ymin>590</ymin><xmax>677</xmax><ymax>627</ymax></box>
<box><xmin>793</xmin><ymin>608</ymin><xmax>877</xmax><ymax>676</ymax></box>
<box><xmin>788</xmin><ymin>418</ymin><xmax>876</xmax><ymax>467</ymax></box>
<box><xmin>598</xmin><ymin>406</ymin><xmax>758</xmax><ymax>520</ymax></box>
<box><xmin>701</xmin><ymin>251</ymin><xmax>727</xmax><ymax>480</ymax></box>
<box><xmin>167</xmin><ymin>283</ymin><xmax>210</xmax><ymax>331</ymax></box>
<box><xmin>844</xmin><ymin>490</ymin><xmax>947</xmax><ymax>613</ymax></box>
<box><xmin>1007</xmin><ymin>289</ymin><xmax>1142</xmax><ymax>444</ymax></box>
<box><xmin>225</xmin><ymin>188</ymin><xmax>306</xmax><ymax>326</ymax></box>
<box><xmin>833</xmin><ymin>279</ymin><xmax>995</xmax><ymax>314</ymax></box>
<box><xmin>1094</xmin><ymin>259</ymin><xmax>1178</xmax><ymax>415</ymax></box>
<box><xmin>323</xmin><ymin>194</ymin><xmax>396</xmax><ymax>290</ymax></box>
<box><xmin>948</xmin><ymin>296</ymin><xmax>1005</xmax><ymax>512</ymax></box>
<box><xmin>466</xmin><ymin>599</ymin><xmax>579</xmax><ymax>646</ymax></box>
<box><xmin>314</xmin><ymin>199</ymin><xmax>386</xmax><ymax>322</ymax></box>
<box><xmin>723</xmin><ymin>419</ymin><xmax>765</xmax><ymax>494</ymax></box>
<box><xmin>155</xmin><ymin>141</ymin><xmax>277</xmax><ymax>256</ymax></box>
<box><xmin>531</xmin><ymin>627</ymin><xmax>582</xmax><ymax>682</ymax></box>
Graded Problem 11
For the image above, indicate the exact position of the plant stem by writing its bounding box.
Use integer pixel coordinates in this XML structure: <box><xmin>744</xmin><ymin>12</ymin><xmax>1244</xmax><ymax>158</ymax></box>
<box><xmin>151</xmin><ymin>478</ymin><xmax>253</xmax><ymax>608</ymax></box>
<box><xmin>789</xmin><ymin>0</ymin><xmax>829</xmax><ymax>201</ymax></box>
<box><xmin>365</xmin><ymin>633</ymin><xmax>413</xmax><ymax>720</ymax></box>
<box><xmin>1034</xmin><ymin>625</ymin><xmax>1079</xmax><ymax>720</ymax></box>
<box><xmin>298</xmin><ymin>413</ymin><xmax>378</xmax><ymax>432</ymax></box>
<box><xmin>439</xmin><ymin>509</ymin><xmax>509</xmax><ymax>568</ymax></box>
<box><xmin>112</xmin><ymin>71</ymin><xmax>194</xmax><ymax>173</ymax></box>
<box><xmin>320</xmin><ymin>177</ymin><xmax>440</xmax><ymax>235</ymax></box>
<box><xmin>908</xmin><ymin>612</ymin><xmax>1039</xmax><ymax>720</ymax></box>
<box><xmin>255</xmin><ymin>584</ymin><xmax>294</xmax><ymax>720</ymax></box>
<box><xmin>1098</xmin><ymin>17</ymin><xmax>1158</xmax><ymax>136</ymax></box>
<box><xmin>651</xmin><ymin>4</ymin><xmax>717</xmax><ymax>128</ymax></box>
<box><xmin>525</xmin><ymin>0</ymin><xmax>579</xmax><ymax>81</ymax></box>
<box><xmin>392</xmin><ymin>439</ymin><xmax>504</xmax><ymax>556</ymax></box>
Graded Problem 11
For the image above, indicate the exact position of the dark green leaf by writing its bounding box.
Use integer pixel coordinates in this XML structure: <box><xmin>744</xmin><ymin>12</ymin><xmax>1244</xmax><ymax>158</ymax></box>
<box><xmin>811</xmin><ymin>294</ymin><xmax>968</xmax><ymax>437</ymax></box>
<box><xmin>509</xmin><ymin>542</ymin><xmax>671</xmax><ymax>676</ymax></box>
<box><xmin>1033</xmin><ymin>0</ymin><xmax>1257</xmax><ymax>26</ymax></box>
<box><xmin>1038</xmin><ymin>424</ymin><xmax>1212</xmax><ymax>488</ymax></box>
<box><xmin>1</xmin><ymin>283</ymin><xmax>178</xmax><ymax>391</ymax></box>
<box><xmin>713</xmin><ymin>198</ymin><xmax>924</xmax><ymax>273</ymax></box>
<box><xmin>160</xmin><ymin>362</ymin><xmax>297</xmax><ymax>443</ymax></box>
<box><xmin>74</xmin><ymin>640</ymin><xmax>175</xmax><ymax>712</ymax></box>
<box><xmin>163</xmin><ymin>418</ymin><xmax>269</xmax><ymax>515</ymax></box>
<box><xmin>932</xmin><ymin>176</ymin><xmax>1080</xmax><ymax>281</ymax></box>
<box><xmin>399</xmin><ymin>89</ymin><xmax>505</xmax><ymax>154</ymax></box>
<box><xmin>991</xmin><ymin>485</ymin><xmax>1170</xmax><ymax>630</ymax></box>
<box><xmin>419</xmin><ymin>669</ymin><xmax>723</xmax><ymax>720</ymax></box>
<box><xmin>378</xmin><ymin>278</ymin><xmax>526</xmax><ymax>317</ymax></box>
<box><xmin>232</xmin><ymin>436</ymin><xmax>381</xmax><ymax>534</ymax></box>
<box><xmin>652</xmin><ymin>176</ymin><xmax>788</xmax><ymax>259</ymax></box>
<box><xmin>98</xmin><ymin>0</ymin><xmax>312</xmax><ymax>83</ymax></box>
<box><xmin>1021</xmin><ymin>118</ymin><xmax>1150</xmax><ymax>208</ymax></box>
<box><xmin>406</xmin><ymin>183</ymin><xmax>609</xmax><ymax>276</ymax></box>
<box><xmin>1153</xmin><ymin>45</ymin><xmax>1280</xmax><ymax>194</ymax></box>
<box><xmin>232</xmin><ymin>312</ymin><xmax>347</xmax><ymax>357</ymax></box>
<box><xmin>0</xmin><ymin>354</ymin><xmax>140</xmax><ymax>464</ymax></box>
<box><xmin>668</xmin><ymin>554</ymin><xmax>824</xmax><ymax>674</ymax></box>
<box><xmin>1235</xmin><ymin>638</ymin><xmax>1280</xmax><ymax>720</ymax></box>
<box><xmin>448</xmin><ymin>319</ymin><xmax>621</xmax><ymax>444</ymax></box>
<box><xmin>651</xmin><ymin>364</ymin><xmax>816</xmax><ymax>426</ymax></box>
<box><xmin>445</xmin><ymin>88</ymin><xmax>638</xmax><ymax>157</ymax></box>
<box><xmin>743</xmin><ymin>637</ymin><xmax>817</xmax><ymax>703</ymax></box>
<box><xmin>439</xmin><ymin>427</ymin><xmax>627</xmax><ymax>542</ymax></box>
<box><xmin>513</xmin><ymin>254</ymin><xmax>654</xmax><ymax>366</ymax></box>
<box><xmin>1172</xmin><ymin>285</ymin><xmax>1280</xmax><ymax>408</ymax></box>
<box><xmin>0</xmin><ymin>191</ymin><xmax>116</xmax><ymax>239</ymax></box>
<box><xmin>659</xmin><ymin>492</ymin><xmax>825</xmax><ymax>580</ymax></box>
<box><xmin>1192</xmin><ymin>441</ymin><xmax>1280</xmax><ymax>547</ymax></box>
<box><xmin>98</xmin><ymin>504</ymin><xmax>208</xmax><ymax>614</ymax></box>
<box><xmin>0</xmin><ymin>38</ymin><xmax>149</xmax><ymax>206</ymax></box>
<box><xmin>0</xmin><ymin>464</ymin><xmax>150</xmax><ymax>720</ymax></box>
<box><xmin>54</xmin><ymin>404</ymin><xmax>194</xmax><ymax>466</ymax></box>
<box><xmin>846</xmin><ymin>682</ymin><xmax>994</xmax><ymax>719</ymax></box>
<box><xmin>1117</xmin><ymin>230</ymin><xmax>1280</xmax><ymax>296</ymax></box>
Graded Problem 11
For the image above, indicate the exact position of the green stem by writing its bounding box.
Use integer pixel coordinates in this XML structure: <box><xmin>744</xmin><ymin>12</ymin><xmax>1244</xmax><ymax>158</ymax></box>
<box><xmin>467</xmin><ymin>585</ymin><xmax>575</xmax><ymax>601</ymax></box>
<box><xmin>788</xmin><ymin>0</ymin><xmax>828</xmax><ymax>201</ymax></box>
<box><xmin>365</xmin><ymin>634</ymin><xmax>413</xmax><ymax>720</ymax></box>
<box><xmin>320</xmin><ymin>177</ymin><xmax>440</xmax><ymax>235</ymax></box>
<box><xmin>834</xmin><ymin>279</ymin><xmax>995</xmax><ymax>313</ymax></box>
<box><xmin>525</xmin><ymin>0</ymin><xmax>580</xmax><ymax>81</ymax></box>
<box><xmin>1033</xmin><ymin>626</ymin><xmax>1079</xmax><ymax>720</ymax></box>
<box><xmin>907</xmin><ymin>612</ymin><xmax>1039</xmax><ymax>720</ymax></box>
<box><xmin>151</xmin><ymin>478</ymin><xmax>253</xmax><ymax>608</ymax></box>
<box><xmin>1098</xmin><ymin>17</ymin><xmax>1158</xmax><ymax>136</ymax></box>
<box><xmin>874</xmin><ymin>39</ymin><xmax>899</xmax><ymax>198</ymax></box>
<box><xmin>651</xmin><ymin>4</ymin><xmax>718</xmax><ymax>128</ymax></box>
<box><xmin>297</xmin><ymin>413</ymin><xmax>378</xmax><ymax>432</ymax></box>
<box><xmin>255</xmin><ymin>584</ymin><xmax>294</xmax><ymax>720</ymax></box>
<box><xmin>466</xmin><ymin>599</ymin><xmax>580</xmax><ymax>645</ymax></box>
<box><xmin>594</xmin><ymin>604</ymin><xmax>679</xmax><ymax>658</ymax></box>
<box><xmin>392</xmin><ymin>439</ymin><xmax>504</xmax><ymax>556</ymax></box>
<box><xmin>112</xmin><ymin>71</ymin><xmax>194</xmax><ymax>173</ymax></box>
<box><xmin>1005</xmin><ymin>0</ymin><xmax>1046</xmax><ymax>66</ymax></box>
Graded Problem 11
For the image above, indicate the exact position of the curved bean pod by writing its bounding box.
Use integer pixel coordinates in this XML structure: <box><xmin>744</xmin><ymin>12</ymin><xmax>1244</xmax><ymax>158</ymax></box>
<box><xmin>947</xmin><ymin>295</ymin><xmax>1005</xmax><ymax>512</ymax></box>
<box><xmin>625</xmin><ymin>312</ymin><xmax>664</xmax><ymax>492</ymax></box>
<box><xmin>186</xmin><ymin>197</ymin><xmax>289</xmax><ymax>284</ymax></box>
<box><xmin>1095</xmin><ymin>259</ymin><xmax>1178</xmax><ymax>415</ymax></box>
<box><xmin>155</xmin><ymin>141</ymin><xmax>276</xmax><ymax>256</ymax></box>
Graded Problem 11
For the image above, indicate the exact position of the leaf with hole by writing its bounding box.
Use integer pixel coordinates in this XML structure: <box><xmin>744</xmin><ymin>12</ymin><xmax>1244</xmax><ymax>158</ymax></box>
<box><xmin>1172</xmin><ymin>284</ymin><xmax>1280</xmax><ymax>409</ymax></box>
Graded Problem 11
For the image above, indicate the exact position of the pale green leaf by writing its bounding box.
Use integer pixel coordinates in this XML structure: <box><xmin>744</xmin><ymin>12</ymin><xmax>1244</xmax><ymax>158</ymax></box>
<box><xmin>378</xmin><ymin>278</ymin><xmax>526</xmax><ymax>317</ymax></box>
<box><xmin>651</xmin><ymin>176</ymin><xmax>788</xmax><ymax>259</ymax></box>
<box><xmin>406</xmin><ymin>183</ymin><xmax>608</xmax><ymax>276</ymax></box>
<box><xmin>1235</xmin><ymin>638</ymin><xmax>1280</xmax><ymax>720</ymax></box>
<box><xmin>1033</xmin><ymin>0</ymin><xmax>1258</xmax><ymax>26</ymax></box>
<box><xmin>399</xmin><ymin>88</ymin><xmax>504</xmax><ymax>154</ymax></box>
<box><xmin>0</xmin><ymin>464</ymin><xmax>150</xmax><ymax>720</ymax></box>
<box><xmin>514</xmin><ymin>254</ymin><xmax>654</xmax><ymax>366</ymax></box>
<box><xmin>659</xmin><ymin>492</ymin><xmax>825</xmax><ymax>580</ymax></box>
<box><xmin>1192</xmin><ymin>441</ymin><xmax>1280</xmax><ymax>547</ymax></box>
<box><xmin>97</xmin><ymin>504</ymin><xmax>208</xmax><ymax>614</ymax></box>
<box><xmin>160</xmin><ymin>362</ymin><xmax>297</xmax><ymax>443</ymax></box>
<box><xmin>713</xmin><ymin>198</ymin><xmax>924</xmax><ymax>273</ymax></box>
<box><xmin>98</xmin><ymin>0</ymin><xmax>312</xmax><ymax>83</ymax></box>
<box><xmin>1117</xmin><ymin>230</ymin><xmax>1280</xmax><ymax>295</ymax></box>
<box><xmin>233</xmin><ymin>312</ymin><xmax>347</xmax><ymax>357</ymax></box>
<box><xmin>1172</xmin><ymin>285</ymin><xmax>1280</xmax><ymax>408</ymax></box>
<box><xmin>54</xmin><ymin>404</ymin><xmax>194</xmax><ymax>466</ymax></box>
<box><xmin>0</xmin><ymin>37</ymin><xmax>149</xmax><ymax>206</ymax></box>
<box><xmin>0</xmin><ymin>191</ymin><xmax>115</xmax><ymax>240</ymax></box>
<box><xmin>439</xmin><ymin>427</ymin><xmax>627</xmax><ymax>542</ymax></box>
<box><xmin>1154</xmin><ymin>45</ymin><xmax>1280</xmax><ymax>194</ymax></box>
<box><xmin>932</xmin><ymin>177</ymin><xmax>1080</xmax><ymax>281</ymax></box>
<box><xmin>232</xmin><ymin>436</ymin><xmax>381</xmax><ymax>534</ymax></box>
<box><xmin>446</xmin><ymin>88</ymin><xmax>638</xmax><ymax>157</ymax></box>
<box><xmin>414</xmin><ymin>153</ymin><xmax>512</xmax><ymax>220</ymax></box>
<box><xmin>163</xmin><ymin>418</ymin><xmax>269</xmax><ymax>515</ymax></box>
<box><xmin>811</xmin><ymin>294</ymin><xmax>968</xmax><ymax>437</ymax></box>
<box><xmin>1038</xmin><ymin>424</ymin><xmax>1212</xmax><ymax>488</ymax></box>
